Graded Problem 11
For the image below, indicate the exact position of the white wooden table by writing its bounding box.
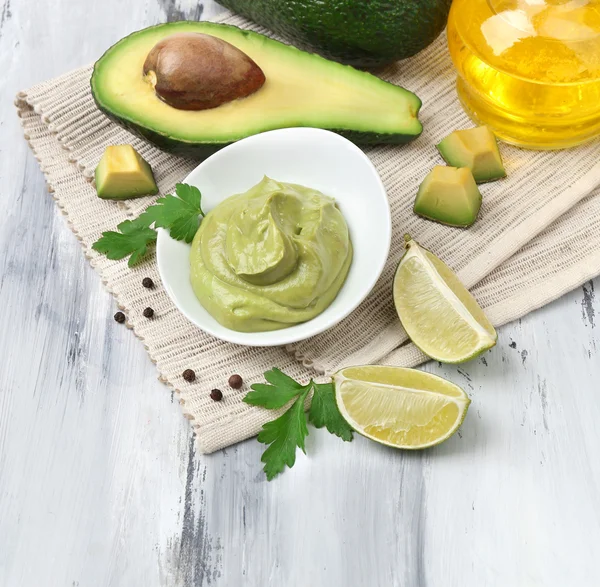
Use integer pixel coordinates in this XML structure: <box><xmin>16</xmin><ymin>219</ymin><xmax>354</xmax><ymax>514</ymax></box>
<box><xmin>1</xmin><ymin>1</ymin><xmax>599</xmax><ymax>585</ymax></box>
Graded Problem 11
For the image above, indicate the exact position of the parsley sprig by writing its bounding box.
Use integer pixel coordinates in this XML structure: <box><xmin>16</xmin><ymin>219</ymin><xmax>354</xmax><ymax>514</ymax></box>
<box><xmin>92</xmin><ymin>183</ymin><xmax>205</xmax><ymax>267</ymax></box>
<box><xmin>244</xmin><ymin>368</ymin><xmax>354</xmax><ymax>480</ymax></box>
<box><xmin>91</xmin><ymin>217</ymin><xmax>158</xmax><ymax>267</ymax></box>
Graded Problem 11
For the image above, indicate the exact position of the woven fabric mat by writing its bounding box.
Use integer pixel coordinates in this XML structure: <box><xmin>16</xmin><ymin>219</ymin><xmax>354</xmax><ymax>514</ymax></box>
<box><xmin>16</xmin><ymin>13</ymin><xmax>600</xmax><ymax>453</ymax></box>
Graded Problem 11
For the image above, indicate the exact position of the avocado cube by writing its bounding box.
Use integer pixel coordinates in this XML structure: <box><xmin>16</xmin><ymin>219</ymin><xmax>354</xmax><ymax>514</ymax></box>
<box><xmin>95</xmin><ymin>145</ymin><xmax>158</xmax><ymax>200</ymax></box>
<box><xmin>437</xmin><ymin>126</ymin><xmax>506</xmax><ymax>184</ymax></box>
<box><xmin>414</xmin><ymin>166</ymin><xmax>482</xmax><ymax>228</ymax></box>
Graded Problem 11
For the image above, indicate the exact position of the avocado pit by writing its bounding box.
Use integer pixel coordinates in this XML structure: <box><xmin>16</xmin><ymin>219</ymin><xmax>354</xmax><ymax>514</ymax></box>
<box><xmin>143</xmin><ymin>32</ymin><xmax>266</xmax><ymax>111</ymax></box>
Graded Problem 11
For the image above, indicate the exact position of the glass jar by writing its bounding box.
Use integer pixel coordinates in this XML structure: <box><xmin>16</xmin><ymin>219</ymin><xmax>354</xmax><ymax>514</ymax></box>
<box><xmin>447</xmin><ymin>0</ymin><xmax>600</xmax><ymax>149</ymax></box>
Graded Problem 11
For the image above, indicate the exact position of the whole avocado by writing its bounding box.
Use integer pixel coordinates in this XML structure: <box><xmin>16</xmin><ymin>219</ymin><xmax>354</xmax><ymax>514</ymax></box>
<box><xmin>218</xmin><ymin>0</ymin><xmax>453</xmax><ymax>67</ymax></box>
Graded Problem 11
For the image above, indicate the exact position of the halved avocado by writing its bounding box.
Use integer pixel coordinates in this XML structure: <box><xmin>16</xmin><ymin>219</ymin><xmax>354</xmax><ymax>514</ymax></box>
<box><xmin>90</xmin><ymin>22</ymin><xmax>423</xmax><ymax>158</ymax></box>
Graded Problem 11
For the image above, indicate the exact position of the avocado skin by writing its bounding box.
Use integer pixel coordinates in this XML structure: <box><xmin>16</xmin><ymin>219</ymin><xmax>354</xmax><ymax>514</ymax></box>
<box><xmin>219</xmin><ymin>0</ymin><xmax>453</xmax><ymax>68</ymax></box>
<box><xmin>92</xmin><ymin>103</ymin><xmax>222</xmax><ymax>159</ymax></box>
<box><xmin>93</xmin><ymin>97</ymin><xmax>421</xmax><ymax>160</ymax></box>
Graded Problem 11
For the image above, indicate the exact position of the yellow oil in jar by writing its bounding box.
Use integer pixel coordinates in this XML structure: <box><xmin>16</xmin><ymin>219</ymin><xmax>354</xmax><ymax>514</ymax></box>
<box><xmin>447</xmin><ymin>0</ymin><xmax>600</xmax><ymax>149</ymax></box>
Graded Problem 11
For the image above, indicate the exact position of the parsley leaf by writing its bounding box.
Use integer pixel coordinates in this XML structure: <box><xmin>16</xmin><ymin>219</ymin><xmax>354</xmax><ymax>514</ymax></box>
<box><xmin>91</xmin><ymin>218</ymin><xmax>157</xmax><ymax>268</ymax></box>
<box><xmin>264</xmin><ymin>367</ymin><xmax>305</xmax><ymax>390</ymax></box>
<box><xmin>92</xmin><ymin>182</ymin><xmax>205</xmax><ymax>266</ymax></box>
<box><xmin>244</xmin><ymin>368</ymin><xmax>305</xmax><ymax>409</ymax></box>
<box><xmin>308</xmin><ymin>382</ymin><xmax>354</xmax><ymax>442</ymax></box>
<box><xmin>139</xmin><ymin>183</ymin><xmax>204</xmax><ymax>243</ymax></box>
<box><xmin>245</xmin><ymin>369</ymin><xmax>354</xmax><ymax>480</ymax></box>
<box><xmin>257</xmin><ymin>389</ymin><xmax>310</xmax><ymax>481</ymax></box>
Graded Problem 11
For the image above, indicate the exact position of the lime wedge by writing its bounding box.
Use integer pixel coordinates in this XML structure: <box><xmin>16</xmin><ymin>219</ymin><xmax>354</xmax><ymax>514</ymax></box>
<box><xmin>393</xmin><ymin>236</ymin><xmax>497</xmax><ymax>363</ymax></box>
<box><xmin>334</xmin><ymin>365</ymin><xmax>470</xmax><ymax>449</ymax></box>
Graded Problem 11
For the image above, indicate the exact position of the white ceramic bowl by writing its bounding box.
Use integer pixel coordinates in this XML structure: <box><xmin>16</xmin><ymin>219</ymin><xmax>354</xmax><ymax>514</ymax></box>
<box><xmin>156</xmin><ymin>127</ymin><xmax>391</xmax><ymax>347</ymax></box>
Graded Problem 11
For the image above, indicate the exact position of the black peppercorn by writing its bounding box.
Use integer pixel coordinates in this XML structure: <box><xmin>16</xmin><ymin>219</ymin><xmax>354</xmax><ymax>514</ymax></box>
<box><xmin>143</xmin><ymin>307</ymin><xmax>154</xmax><ymax>318</ymax></box>
<box><xmin>114</xmin><ymin>311</ymin><xmax>126</xmax><ymax>323</ymax></box>
<box><xmin>183</xmin><ymin>369</ymin><xmax>196</xmax><ymax>382</ymax></box>
<box><xmin>228</xmin><ymin>374</ymin><xmax>243</xmax><ymax>389</ymax></box>
<box><xmin>210</xmin><ymin>389</ymin><xmax>223</xmax><ymax>402</ymax></box>
<box><xmin>142</xmin><ymin>277</ymin><xmax>154</xmax><ymax>289</ymax></box>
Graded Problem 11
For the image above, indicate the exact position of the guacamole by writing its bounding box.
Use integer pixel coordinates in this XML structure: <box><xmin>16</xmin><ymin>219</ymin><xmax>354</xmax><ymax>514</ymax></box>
<box><xmin>190</xmin><ymin>177</ymin><xmax>353</xmax><ymax>332</ymax></box>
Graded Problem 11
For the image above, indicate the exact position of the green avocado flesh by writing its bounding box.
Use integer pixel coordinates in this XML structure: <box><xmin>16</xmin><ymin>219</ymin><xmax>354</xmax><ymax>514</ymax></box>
<box><xmin>95</xmin><ymin>145</ymin><xmax>158</xmax><ymax>200</ymax></box>
<box><xmin>414</xmin><ymin>166</ymin><xmax>482</xmax><ymax>228</ymax></box>
<box><xmin>190</xmin><ymin>177</ymin><xmax>353</xmax><ymax>332</ymax></box>
<box><xmin>90</xmin><ymin>22</ymin><xmax>423</xmax><ymax>158</ymax></box>
<box><xmin>437</xmin><ymin>126</ymin><xmax>506</xmax><ymax>184</ymax></box>
<box><xmin>219</xmin><ymin>0</ymin><xmax>453</xmax><ymax>68</ymax></box>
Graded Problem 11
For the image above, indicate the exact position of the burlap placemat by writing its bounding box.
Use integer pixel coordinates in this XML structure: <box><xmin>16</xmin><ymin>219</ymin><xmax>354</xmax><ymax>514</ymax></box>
<box><xmin>16</xmin><ymin>13</ymin><xmax>600</xmax><ymax>453</ymax></box>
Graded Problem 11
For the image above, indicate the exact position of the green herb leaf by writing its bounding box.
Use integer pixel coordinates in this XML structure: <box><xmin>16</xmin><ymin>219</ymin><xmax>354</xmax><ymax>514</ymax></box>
<box><xmin>257</xmin><ymin>390</ymin><xmax>310</xmax><ymax>481</ymax></box>
<box><xmin>264</xmin><ymin>367</ymin><xmax>305</xmax><ymax>390</ymax></box>
<box><xmin>91</xmin><ymin>218</ymin><xmax>157</xmax><ymax>268</ymax></box>
<box><xmin>244</xmin><ymin>368</ymin><xmax>306</xmax><ymax>409</ymax></box>
<box><xmin>244</xmin><ymin>384</ymin><xmax>304</xmax><ymax>410</ymax></box>
<box><xmin>309</xmin><ymin>382</ymin><xmax>354</xmax><ymax>442</ymax></box>
<box><xmin>245</xmin><ymin>369</ymin><xmax>354</xmax><ymax>480</ymax></box>
<box><xmin>175</xmin><ymin>183</ymin><xmax>204</xmax><ymax>208</ymax></box>
<box><xmin>139</xmin><ymin>183</ymin><xmax>204</xmax><ymax>243</ymax></box>
<box><xmin>92</xmin><ymin>182</ymin><xmax>205</xmax><ymax>266</ymax></box>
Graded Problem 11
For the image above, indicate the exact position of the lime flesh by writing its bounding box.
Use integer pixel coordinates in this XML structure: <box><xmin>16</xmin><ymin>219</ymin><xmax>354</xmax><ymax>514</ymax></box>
<box><xmin>334</xmin><ymin>365</ymin><xmax>470</xmax><ymax>449</ymax></box>
<box><xmin>393</xmin><ymin>237</ymin><xmax>497</xmax><ymax>363</ymax></box>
